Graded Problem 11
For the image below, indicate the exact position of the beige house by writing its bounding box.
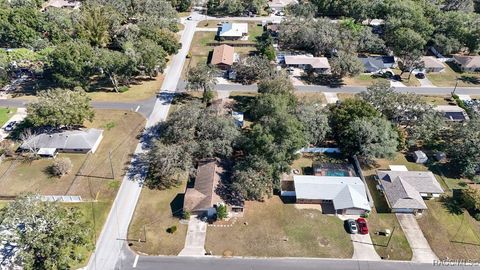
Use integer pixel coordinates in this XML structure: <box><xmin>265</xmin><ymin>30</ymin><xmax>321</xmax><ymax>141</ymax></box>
<box><xmin>421</xmin><ymin>56</ymin><xmax>445</xmax><ymax>73</ymax></box>
<box><xmin>211</xmin><ymin>45</ymin><xmax>235</xmax><ymax>70</ymax></box>
<box><xmin>453</xmin><ymin>55</ymin><xmax>480</xmax><ymax>72</ymax></box>
<box><xmin>284</xmin><ymin>55</ymin><xmax>331</xmax><ymax>74</ymax></box>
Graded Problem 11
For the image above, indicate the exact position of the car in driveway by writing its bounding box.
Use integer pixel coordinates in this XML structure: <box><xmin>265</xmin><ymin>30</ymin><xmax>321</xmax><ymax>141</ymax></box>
<box><xmin>392</xmin><ymin>74</ymin><xmax>402</xmax><ymax>81</ymax></box>
<box><xmin>415</xmin><ymin>72</ymin><xmax>425</xmax><ymax>79</ymax></box>
<box><xmin>346</xmin><ymin>219</ymin><xmax>358</xmax><ymax>234</ymax></box>
<box><xmin>4</xmin><ymin>121</ymin><xmax>16</xmax><ymax>131</ymax></box>
<box><xmin>356</xmin><ymin>218</ymin><xmax>369</xmax><ymax>234</ymax></box>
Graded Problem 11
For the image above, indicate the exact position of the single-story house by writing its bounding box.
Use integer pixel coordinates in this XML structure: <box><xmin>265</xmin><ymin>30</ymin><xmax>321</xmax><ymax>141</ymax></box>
<box><xmin>211</xmin><ymin>44</ymin><xmax>235</xmax><ymax>70</ymax></box>
<box><xmin>218</xmin><ymin>23</ymin><xmax>248</xmax><ymax>40</ymax></box>
<box><xmin>453</xmin><ymin>55</ymin><xmax>480</xmax><ymax>72</ymax></box>
<box><xmin>377</xmin><ymin>170</ymin><xmax>444</xmax><ymax>214</ymax></box>
<box><xmin>282</xmin><ymin>175</ymin><xmax>371</xmax><ymax>215</ymax></box>
<box><xmin>434</xmin><ymin>105</ymin><xmax>470</xmax><ymax>122</ymax></box>
<box><xmin>183</xmin><ymin>159</ymin><xmax>243</xmax><ymax>218</ymax></box>
<box><xmin>358</xmin><ymin>56</ymin><xmax>395</xmax><ymax>73</ymax></box>
<box><xmin>19</xmin><ymin>128</ymin><xmax>104</xmax><ymax>155</ymax></box>
<box><xmin>284</xmin><ymin>55</ymin><xmax>331</xmax><ymax>74</ymax></box>
<box><xmin>268</xmin><ymin>0</ymin><xmax>298</xmax><ymax>11</ymax></box>
<box><xmin>421</xmin><ymin>56</ymin><xmax>445</xmax><ymax>73</ymax></box>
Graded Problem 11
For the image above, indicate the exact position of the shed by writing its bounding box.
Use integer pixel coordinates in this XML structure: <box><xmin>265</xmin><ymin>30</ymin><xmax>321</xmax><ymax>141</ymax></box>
<box><xmin>413</xmin><ymin>151</ymin><xmax>428</xmax><ymax>164</ymax></box>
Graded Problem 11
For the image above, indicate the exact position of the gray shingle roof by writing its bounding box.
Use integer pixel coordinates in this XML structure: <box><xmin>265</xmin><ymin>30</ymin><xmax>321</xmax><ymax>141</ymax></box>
<box><xmin>20</xmin><ymin>128</ymin><xmax>103</xmax><ymax>151</ymax></box>
<box><xmin>293</xmin><ymin>176</ymin><xmax>371</xmax><ymax>211</ymax></box>
<box><xmin>377</xmin><ymin>170</ymin><xmax>444</xmax><ymax>210</ymax></box>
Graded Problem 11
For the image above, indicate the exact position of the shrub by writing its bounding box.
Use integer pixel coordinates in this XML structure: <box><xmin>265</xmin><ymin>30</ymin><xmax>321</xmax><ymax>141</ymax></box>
<box><xmin>474</xmin><ymin>212</ymin><xmax>480</xmax><ymax>222</ymax></box>
<box><xmin>118</xmin><ymin>86</ymin><xmax>129</xmax><ymax>93</ymax></box>
<box><xmin>50</xmin><ymin>157</ymin><xmax>73</xmax><ymax>177</ymax></box>
<box><xmin>166</xmin><ymin>225</ymin><xmax>177</xmax><ymax>234</ymax></box>
<box><xmin>182</xmin><ymin>210</ymin><xmax>191</xmax><ymax>220</ymax></box>
<box><xmin>216</xmin><ymin>204</ymin><xmax>228</xmax><ymax>220</ymax></box>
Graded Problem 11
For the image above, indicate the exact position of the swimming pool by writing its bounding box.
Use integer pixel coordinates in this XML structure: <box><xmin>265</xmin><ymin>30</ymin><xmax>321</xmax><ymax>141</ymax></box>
<box><xmin>326</xmin><ymin>170</ymin><xmax>349</xmax><ymax>177</ymax></box>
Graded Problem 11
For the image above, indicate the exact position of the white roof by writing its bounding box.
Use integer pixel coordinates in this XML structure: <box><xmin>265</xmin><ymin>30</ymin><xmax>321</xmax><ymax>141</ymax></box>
<box><xmin>284</xmin><ymin>55</ymin><xmax>330</xmax><ymax>69</ymax></box>
<box><xmin>37</xmin><ymin>148</ymin><xmax>57</xmax><ymax>156</ymax></box>
<box><xmin>389</xmin><ymin>165</ymin><xmax>408</xmax><ymax>171</ymax></box>
<box><xmin>293</xmin><ymin>176</ymin><xmax>371</xmax><ymax>211</ymax></box>
<box><xmin>219</xmin><ymin>23</ymin><xmax>248</xmax><ymax>37</ymax></box>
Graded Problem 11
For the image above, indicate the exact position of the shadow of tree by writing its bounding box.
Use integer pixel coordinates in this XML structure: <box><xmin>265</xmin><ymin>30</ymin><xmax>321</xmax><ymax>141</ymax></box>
<box><xmin>301</xmin><ymin>73</ymin><xmax>345</xmax><ymax>88</ymax></box>
<box><xmin>440</xmin><ymin>195</ymin><xmax>464</xmax><ymax>215</ymax></box>
<box><xmin>459</xmin><ymin>75</ymin><xmax>480</xmax><ymax>85</ymax></box>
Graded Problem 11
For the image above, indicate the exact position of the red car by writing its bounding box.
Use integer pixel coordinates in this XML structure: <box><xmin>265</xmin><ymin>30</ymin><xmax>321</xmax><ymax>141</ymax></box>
<box><xmin>356</xmin><ymin>218</ymin><xmax>369</xmax><ymax>234</ymax></box>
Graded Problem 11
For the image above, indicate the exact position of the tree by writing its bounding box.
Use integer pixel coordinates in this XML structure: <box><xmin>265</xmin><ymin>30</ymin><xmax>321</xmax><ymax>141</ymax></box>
<box><xmin>48</xmin><ymin>41</ymin><xmax>96</xmax><ymax>88</ymax></box>
<box><xmin>231</xmin><ymin>155</ymin><xmax>274</xmax><ymax>200</ymax></box>
<box><xmin>216</xmin><ymin>204</ymin><xmax>228</xmax><ymax>219</ymax></box>
<box><xmin>50</xmin><ymin>157</ymin><xmax>73</xmax><ymax>177</ymax></box>
<box><xmin>329</xmin><ymin>51</ymin><xmax>364</xmax><ymax>77</ymax></box>
<box><xmin>134</xmin><ymin>38</ymin><xmax>167</xmax><ymax>77</ymax></box>
<box><xmin>186</xmin><ymin>64</ymin><xmax>218</xmax><ymax>103</ymax></box>
<box><xmin>96</xmin><ymin>49</ymin><xmax>136</xmax><ymax>92</ymax></box>
<box><xmin>139</xmin><ymin>27</ymin><xmax>180</xmax><ymax>55</ymax></box>
<box><xmin>341</xmin><ymin>117</ymin><xmax>399</xmax><ymax>159</ymax></box>
<box><xmin>232</xmin><ymin>56</ymin><xmax>274</xmax><ymax>84</ymax></box>
<box><xmin>286</xmin><ymin>2</ymin><xmax>317</xmax><ymax>18</ymax></box>
<box><xmin>256</xmin><ymin>32</ymin><xmax>276</xmax><ymax>61</ymax></box>
<box><xmin>462</xmin><ymin>187</ymin><xmax>480</xmax><ymax>212</ymax></box>
<box><xmin>0</xmin><ymin>196</ymin><xmax>91</xmax><ymax>269</ymax></box>
<box><xmin>388</xmin><ymin>28</ymin><xmax>426</xmax><ymax>78</ymax></box>
<box><xmin>296</xmin><ymin>102</ymin><xmax>330</xmax><ymax>146</ymax></box>
<box><xmin>329</xmin><ymin>98</ymin><xmax>380</xmax><ymax>134</ymax></box>
<box><xmin>26</xmin><ymin>88</ymin><xmax>95</xmax><ymax>128</ymax></box>
<box><xmin>448</xmin><ymin>117</ymin><xmax>480</xmax><ymax>178</ymax></box>
<box><xmin>144</xmin><ymin>141</ymin><xmax>191</xmax><ymax>189</ymax></box>
<box><xmin>77</xmin><ymin>4</ymin><xmax>114</xmax><ymax>48</ymax></box>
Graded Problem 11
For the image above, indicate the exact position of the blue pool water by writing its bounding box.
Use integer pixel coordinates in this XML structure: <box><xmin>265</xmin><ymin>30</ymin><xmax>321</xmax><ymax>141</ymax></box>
<box><xmin>326</xmin><ymin>170</ymin><xmax>349</xmax><ymax>177</ymax></box>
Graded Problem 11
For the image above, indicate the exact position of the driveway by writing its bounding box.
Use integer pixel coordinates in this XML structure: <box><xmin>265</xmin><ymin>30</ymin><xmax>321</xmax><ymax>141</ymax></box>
<box><xmin>323</xmin><ymin>92</ymin><xmax>339</xmax><ymax>104</ymax></box>
<box><xmin>396</xmin><ymin>214</ymin><xmax>438</xmax><ymax>263</ymax></box>
<box><xmin>178</xmin><ymin>216</ymin><xmax>207</xmax><ymax>256</ymax></box>
<box><xmin>417</xmin><ymin>77</ymin><xmax>435</xmax><ymax>87</ymax></box>
<box><xmin>0</xmin><ymin>107</ymin><xmax>27</xmax><ymax>141</ymax></box>
<box><xmin>351</xmin><ymin>233</ymin><xmax>381</xmax><ymax>261</ymax></box>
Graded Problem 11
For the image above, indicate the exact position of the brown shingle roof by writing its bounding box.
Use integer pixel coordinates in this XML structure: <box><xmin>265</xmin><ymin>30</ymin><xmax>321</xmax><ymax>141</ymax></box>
<box><xmin>211</xmin><ymin>45</ymin><xmax>234</xmax><ymax>66</ymax></box>
<box><xmin>183</xmin><ymin>159</ymin><xmax>223</xmax><ymax>212</ymax></box>
<box><xmin>453</xmin><ymin>55</ymin><xmax>480</xmax><ymax>68</ymax></box>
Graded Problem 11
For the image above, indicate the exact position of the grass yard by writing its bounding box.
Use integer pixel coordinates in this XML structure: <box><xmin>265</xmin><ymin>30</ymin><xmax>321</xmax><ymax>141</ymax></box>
<box><xmin>205</xmin><ymin>197</ymin><xmax>353</xmax><ymax>258</ymax></box>
<box><xmin>87</xmin><ymin>74</ymin><xmax>165</xmax><ymax>102</ymax></box>
<box><xmin>128</xmin><ymin>183</ymin><xmax>188</xmax><ymax>255</ymax></box>
<box><xmin>0</xmin><ymin>110</ymin><xmax>145</xmax><ymax>201</ymax></box>
<box><xmin>337</xmin><ymin>93</ymin><xmax>357</xmax><ymax>101</ymax></box>
<box><xmin>417</xmin><ymin>199</ymin><xmax>480</xmax><ymax>260</ymax></box>
<box><xmin>391</xmin><ymin>69</ymin><xmax>421</xmax><ymax>87</ymax></box>
<box><xmin>427</xmin><ymin>63</ymin><xmax>480</xmax><ymax>87</ymax></box>
<box><xmin>295</xmin><ymin>93</ymin><xmax>326</xmax><ymax>105</ymax></box>
<box><xmin>420</xmin><ymin>95</ymin><xmax>451</xmax><ymax>106</ymax></box>
<box><xmin>343</xmin><ymin>74</ymin><xmax>387</xmax><ymax>87</ymax></box>
<box><xmin>0</xmin><ymin>107</ymin><xmax>16</xmax><ymax>126</ymax></box>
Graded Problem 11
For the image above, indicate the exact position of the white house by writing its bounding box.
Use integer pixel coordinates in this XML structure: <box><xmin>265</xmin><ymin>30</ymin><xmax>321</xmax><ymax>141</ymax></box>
<box><xmin>218</xmin><ymin>23</ymin><xmax>248</xmax><ymax>40</ymax></box>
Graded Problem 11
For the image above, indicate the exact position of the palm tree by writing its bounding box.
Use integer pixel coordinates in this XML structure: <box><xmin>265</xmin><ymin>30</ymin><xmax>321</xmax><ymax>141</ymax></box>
<box><xmin>79</xmin><ymin>5</ymin><xmax>111</xmax><ymax>48</ymax></box>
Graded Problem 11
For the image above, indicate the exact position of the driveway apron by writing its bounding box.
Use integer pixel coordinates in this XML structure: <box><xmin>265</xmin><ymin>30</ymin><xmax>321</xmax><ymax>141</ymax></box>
<box><xmin>396</xmin><ymin>213</ymin><xmax>438</xmax><ymax>263</ymax></box>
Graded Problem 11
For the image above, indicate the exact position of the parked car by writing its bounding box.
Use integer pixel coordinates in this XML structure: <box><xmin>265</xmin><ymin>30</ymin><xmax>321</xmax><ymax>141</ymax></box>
<box><xmin>4</xmin><ymin>121</ymin><xmax>16</xmax><ymax>131</ymax></box>
<box><xmin>356</xmin><ymin>218</ymin><xmax>369</xmax><ymax>234</ymax></box>
<box><xmin>346</xmin><ymin>219</ymin><xmax>358</xmax><ymax>234</ymax></box>
<box><xmin>415</xmin><ymin>72</ymin><xmax>425</xmax><ymax>79</ymax></box>
<box><xmin>392</xmin><ymin>74</ymin><xmax>402</xmax><ymax>81</ymax></box>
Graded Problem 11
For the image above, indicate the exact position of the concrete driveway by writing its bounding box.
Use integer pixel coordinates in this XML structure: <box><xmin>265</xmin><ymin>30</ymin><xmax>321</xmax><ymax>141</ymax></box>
<box><xmin>351</xmin><ymin>233</ymin><xmax>381</xmax><ymax>261</ymax></box>
<box><xmin>0</xmin><ymin>107</ymin><xmax>27</xmax><ymax>141</ymax></box>
<box><xmin>178</xmin><ymin>216</ymin><xmax>207</xmax><ymax>257</ymax></box>
<box><xmin>396</xmin><ymin>214</ymin><xmax>438</xmax><ymax>263</ymax></box>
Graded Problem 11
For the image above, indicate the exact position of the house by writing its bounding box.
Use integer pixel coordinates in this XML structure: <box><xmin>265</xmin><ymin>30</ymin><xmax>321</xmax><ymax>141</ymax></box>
<box><xmin>358</xmin><ymin>56</ymin><xmax>395</xmax><ymax>73</ymax></box>
<box><xmin>218</xmin><ymin>23</ymin><xmax>248</xmax><ymax>40</ymax></box>
<box><xmin>282</xmin><ymin>175</ymin><xmax>371</xmax><ymax>215</ymax></box>
<box><xmin>19</xmin><ymin>129</ymin><xmax>104</xmax><ymax>155</ymax></box>
<box><xmin>268</xmin><ymin>0</ymin><xmax>298</xmax><ymax>11</ymax></box>
<box><xmin>284</xmin><ymin>55</ymin><xmax>331</xmax><ymax>74</ymax></box>
<box><xmin>183</xmin><ymin>159</ymin><xmax>243</xmax><ymax>218</ymax></box>
<box><xmin>43</xmin><ymin>0</ymin><xmax>81</xmax><ymax>10</ymax></box>
<box><xmin>377</xmin><ymin>170</ymin><xmax>444</xmax><ymax>214</ymax></box>
<box><xmin>421</xmin><ymin>56</ymin><xmax>445</xmax><ymax>73</ymax></box>
<box><xmin>453</xmin><ymin>55</ymin><xmax>480</xmax><ymax>72</ymax></box>
<box><xmin>211</xmin><ymin>44</ymin><xmax>235</xmax><ymax>70</ymax></box>
<box><xmin>434</xmin><ymin>105</ymin><xmax>470</xmax><ymax>122</ymax></box>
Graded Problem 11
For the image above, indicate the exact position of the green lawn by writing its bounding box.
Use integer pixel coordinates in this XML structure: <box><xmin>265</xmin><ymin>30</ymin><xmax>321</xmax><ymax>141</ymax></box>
<box><xmin>343</xmin><ymin>74</ymin><xmax>387</xmax><ymax>86</ymax></box>
<box><xmin>205</xmin><ymin>197</ymin><xmax>353</xmax><ymax>258</ymax></box>
<box><xmin>128</xmin><ymin>182</ymin><xmax>188</xmax><ymax>255</ymax></box>
<box><xmin>427</xmin><ymin>63</ymin><xmax>480</xmax><ymax>87</ymax></box>
<box><xmin>417</xmin><ymin>199</ymin><xmax>480</xmax><ymax>260</ymax></box>
<box><xmin>0</xmin><ymin>107</ymin><xmax>16</xmax><ymax>126</ymax></box>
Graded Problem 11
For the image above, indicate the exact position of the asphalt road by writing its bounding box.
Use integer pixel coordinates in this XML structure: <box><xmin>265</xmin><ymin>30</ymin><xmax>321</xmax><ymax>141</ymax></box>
<box><xmin>116</xmin><ymin>251</ymin><xmax>472</xmax><ymax>270</ymax></box>
<box><xmin>86</xmin><ymin>12</ymin><xmax>201</xmax><ymax>270</ymax></box>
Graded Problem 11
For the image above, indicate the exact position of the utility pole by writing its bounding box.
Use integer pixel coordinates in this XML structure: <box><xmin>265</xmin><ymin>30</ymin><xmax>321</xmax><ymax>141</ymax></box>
<box><xmin>452</xmin><ymin>77</ymin><xmax>459</xmax><ymax>96</ymax></box>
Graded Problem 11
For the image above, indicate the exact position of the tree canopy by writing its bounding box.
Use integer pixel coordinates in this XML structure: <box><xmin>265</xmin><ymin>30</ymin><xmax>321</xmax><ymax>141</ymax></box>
<box><xmin>26</xmin><ymin>88</ymin><xmax>95</xmax><ymax>128</ymax></box>
<box><xmin>0</xmin><ymin>196</ymin><xmax>92</xmax><ymax>269</ymax></box>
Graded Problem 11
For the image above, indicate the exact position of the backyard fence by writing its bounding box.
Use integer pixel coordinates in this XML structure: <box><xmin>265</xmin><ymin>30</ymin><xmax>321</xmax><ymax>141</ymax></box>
<box><xmin>206</xmin><ymin>42</ymin><xmax>256</xmax><ymax>47</ymax></box>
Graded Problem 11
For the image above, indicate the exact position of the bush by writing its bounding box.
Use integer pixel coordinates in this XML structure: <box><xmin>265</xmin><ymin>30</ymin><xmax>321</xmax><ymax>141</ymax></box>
<box><xmin>166</xmin><ymin>225</ymin><xmax>177</xmax><ymax>234</ymax></box>
<box><xmin>118</xmin><ymin>86</ymin><xmax>129</xmax><ymax>93</ymax></box>
<box><xmin>216</xmin><ymin>204</ymin><xmax>228</xmax><ymax>220</ymax></box>
<box><xmin>182</xmin><ymin>210</ymin><xmax>191</xmax><ymax>220</ymax></box>
<box><xmin>475</xmin><ymin>212</ymin><xmax>480</xmax><ymax>221</ymax></box>
<box><xmin>50</xmin><ymin>157</ymin><xmax>73</xmax><ymax>177</ymax></box>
